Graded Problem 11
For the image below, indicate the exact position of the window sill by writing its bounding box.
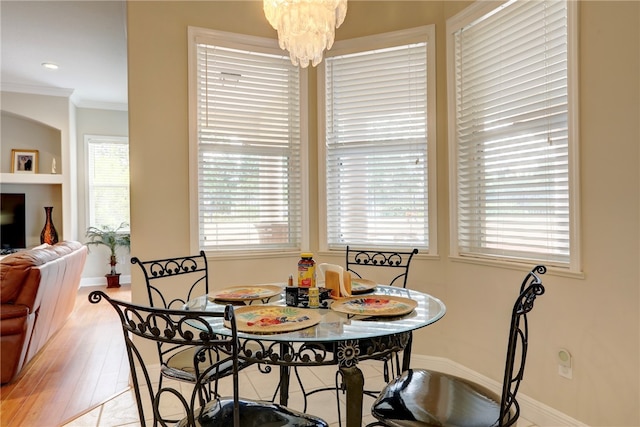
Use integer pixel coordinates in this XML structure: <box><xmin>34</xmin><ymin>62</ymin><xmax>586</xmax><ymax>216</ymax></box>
<box><xmin>449</xmin><ymin>255</ymin><xmax>585</xmax><ymax>280</ymax></box>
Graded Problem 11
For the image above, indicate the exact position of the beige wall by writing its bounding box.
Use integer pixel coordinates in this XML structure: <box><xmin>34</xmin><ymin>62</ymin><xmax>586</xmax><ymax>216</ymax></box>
<box><xmin>127</xmin><ymin>2</ymin><xmax>639</xmax><ymax>425</ymax></box>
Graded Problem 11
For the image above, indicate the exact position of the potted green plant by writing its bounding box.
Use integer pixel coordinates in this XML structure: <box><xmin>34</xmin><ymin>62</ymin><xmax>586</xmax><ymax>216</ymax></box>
<box><xmin>85</xmin><ymin>222</ymin><xmax>131</xmax><ymax>288</ymax></box>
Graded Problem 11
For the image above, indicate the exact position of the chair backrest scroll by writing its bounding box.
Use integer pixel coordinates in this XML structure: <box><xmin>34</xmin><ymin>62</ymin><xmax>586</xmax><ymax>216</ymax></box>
<box><xmin>345</xmin><ymin>246</ymin><xmax>419</xmax><ymax>288</ymax></box>
<box><xmin>131</xmin><ymin>251</ymin><xmax>209</xmax><ymax>310</ymax></box>
<box><xmin>499</xmin><ymin>264</ymin><xmax>546</xmax><ymax>426</ymax></box>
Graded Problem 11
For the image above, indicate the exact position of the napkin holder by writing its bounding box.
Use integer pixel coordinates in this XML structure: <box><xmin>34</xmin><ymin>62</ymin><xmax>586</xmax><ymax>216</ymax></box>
<box><xmin>318</xmin><ymin>263</ymin><xmax>352</xmax><ymax>298</ymax></box>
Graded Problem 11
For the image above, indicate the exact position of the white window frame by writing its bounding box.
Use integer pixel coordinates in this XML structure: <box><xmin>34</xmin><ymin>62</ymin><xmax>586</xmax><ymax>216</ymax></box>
<box><xmin>447</xmin><ymin>0</ymin><xmax>581</xmax><ymax>273</ymax></box>
<box><xmin>187</xmin><ymin>27</ymin><xmax>309</xmax><ymax>256</ymax></box>
<box><xmin>84</xmin><ymin>135</ymin><xmax>130</xmax><ymax>230</ymax></box>
<box><xmin>318</xmin><ymin>26</ymin><xmax>438</xmax><ymax>255</ymax></box>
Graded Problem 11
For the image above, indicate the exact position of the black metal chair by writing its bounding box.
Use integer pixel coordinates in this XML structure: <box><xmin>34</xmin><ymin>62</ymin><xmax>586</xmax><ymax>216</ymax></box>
<box><xmin>368</xmin><ymin>265</ymin><xmax>547</xmax><ymax>427</ymax></box>
<box><xmin>345</xmin><ymin>246</ymin><xmax>420</xmax><ymax>383</ymax></box>
<box><xmin>88</xmin><ymin>290</ymin><xmax>328</xmax><ymax>427</ymax></box>
<box><xmin>295</xmin><ymin>247</ymin><xmax>419</xmax><ymax>426</ymax></box>
<box><xmin>130</xmin><ymin>252</ymin><xmax>252</xmax><ymax>399</ymax></box>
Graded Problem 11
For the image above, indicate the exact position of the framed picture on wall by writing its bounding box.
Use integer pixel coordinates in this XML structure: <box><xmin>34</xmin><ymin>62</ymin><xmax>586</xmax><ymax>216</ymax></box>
<box><xmin>11</xmin><ymin>149</ymin><xmax>39</xmax><ymax>174</ymax></box>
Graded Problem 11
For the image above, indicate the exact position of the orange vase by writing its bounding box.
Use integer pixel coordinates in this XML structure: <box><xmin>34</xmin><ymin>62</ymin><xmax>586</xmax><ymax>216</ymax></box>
<box><xmin>40</xmin><ymin>206</ymin><xmax>59</xmax><ymax>245</ymax></box>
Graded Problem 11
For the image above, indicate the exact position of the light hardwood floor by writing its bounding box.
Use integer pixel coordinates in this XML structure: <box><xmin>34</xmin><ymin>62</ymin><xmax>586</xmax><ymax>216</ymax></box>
<box><xmin>0</xmin><ymin>285</ymin><xmax>132</xmax><ymax>427</ymax></box>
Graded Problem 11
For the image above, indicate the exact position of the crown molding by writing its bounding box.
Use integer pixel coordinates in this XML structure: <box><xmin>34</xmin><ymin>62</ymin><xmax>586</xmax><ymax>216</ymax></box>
<box><xmin>1</xmin><ymin>82</ymin><xmax>74</xmax><ymax>98</ymax></box>
<box><xmin>1</xmin><ymin>83</ymin><xmax>128</xmax><ymax>112</ymax></box>
<box><xmin>73</xmin><ymin>99</ymin><xmax>128</xmax><ymax>112</ymax></box>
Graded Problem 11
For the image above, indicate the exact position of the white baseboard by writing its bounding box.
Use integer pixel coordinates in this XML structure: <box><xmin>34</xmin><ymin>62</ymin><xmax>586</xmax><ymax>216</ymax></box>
<box><xmin>410</xmin><ymin>355</ymin><xmax>588</xmax><ymax>427</ymax></box>
<box><xmin>80</xmin><ymin>275</ymin><xmax>131</xmax><ymax>287</ymax></box>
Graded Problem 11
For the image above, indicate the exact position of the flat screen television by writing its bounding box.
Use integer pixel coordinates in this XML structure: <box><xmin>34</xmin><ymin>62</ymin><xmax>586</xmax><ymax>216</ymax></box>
<box><xmin>1</xmin><ymin>193</ymin><xmax>26</xmax><ymax>250</ymax></box>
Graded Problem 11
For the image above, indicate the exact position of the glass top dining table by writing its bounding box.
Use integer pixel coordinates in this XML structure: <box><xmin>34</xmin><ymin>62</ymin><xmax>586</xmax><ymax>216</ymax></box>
<box><xmin>185</xmin><ymin>285</ymin><xmax>446</xmax><ymax>427</ymax></box>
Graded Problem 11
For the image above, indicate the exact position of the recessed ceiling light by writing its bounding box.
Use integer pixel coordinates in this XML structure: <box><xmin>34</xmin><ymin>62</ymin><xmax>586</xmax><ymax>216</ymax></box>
<box><xmin>41</xmin><ymin>62</ymin><xmax>59</xmax><ymax>70</ymax></box>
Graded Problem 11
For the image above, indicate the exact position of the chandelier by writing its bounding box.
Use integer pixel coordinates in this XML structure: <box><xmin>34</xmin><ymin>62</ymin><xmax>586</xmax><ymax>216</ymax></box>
<box><xmin>263</xmin><ymin>0</ymin><xmax>347</xmax><ymax>68</ymax></box>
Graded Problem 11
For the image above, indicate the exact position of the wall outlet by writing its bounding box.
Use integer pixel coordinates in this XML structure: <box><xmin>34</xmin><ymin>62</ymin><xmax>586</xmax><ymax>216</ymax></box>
<box><xmin>558</xmin><ymin>348</ymin><xmax>572</xmax><ymax>379</ymax></box>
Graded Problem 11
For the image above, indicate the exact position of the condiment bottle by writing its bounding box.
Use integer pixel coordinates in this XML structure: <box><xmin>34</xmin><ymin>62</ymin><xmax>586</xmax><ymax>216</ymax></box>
<box><xmin>308</xmin><ymin>287</ymin><xmax>319</xmax><ymax>308</ymax></box>
<box><xmin>298</xmin><ymin>252</ymin><xmax>316</xmax><ymax>287</ymax></box>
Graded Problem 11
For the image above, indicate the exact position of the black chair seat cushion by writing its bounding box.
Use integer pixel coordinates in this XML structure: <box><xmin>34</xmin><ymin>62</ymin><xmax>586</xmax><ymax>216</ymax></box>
<box><xmin>371</xmin><ymin>369</ymin><xmax>506</xmax><ymax>427</ymax></box>
<box><xmin>163</xmin><ymin>346</ymin><xmax>253</xmax><ymax>383</ymax></box>
<box><xmin>180</xmin><ymin>397</ymin><xmax>329</xmax><ymax>427</ymax></box>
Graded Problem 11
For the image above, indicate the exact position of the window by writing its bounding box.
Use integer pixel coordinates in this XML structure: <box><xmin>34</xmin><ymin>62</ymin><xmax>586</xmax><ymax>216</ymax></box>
<box><xmin>86</xmin><ymin>135</ymin><xmax>130</xmax><ymax>229</ymax></box>
<box><xmin>448</xmin><ymin>0</ymin><xmax>578</xmax><ymax>269</ymax></box>
<box><xmin>319</xmin><ymin>26</ymin><xmax>437</xmax><ymax>252</ymax></box>
<box><xmin>189</xmin><ymin>28</ymin><xmax>305</xmax><ymax>253</ymax></box>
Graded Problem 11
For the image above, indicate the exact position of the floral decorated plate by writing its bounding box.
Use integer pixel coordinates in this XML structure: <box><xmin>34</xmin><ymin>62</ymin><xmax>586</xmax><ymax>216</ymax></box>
<box><xmin>350</xmin><ymin>278</ymin><xmax>377</xmax><ymax>294</ymax></box>
<box><xmin>226</xmin><ymin>305</ymin><xmax>322</xmax><ymax>333</ymax></box>
<box><xmin>330</xmin><ymin>296</ymin><xmax>417</xmax><ymax>317</ymax></box>
<box><xmin>209</xmin><ymin>285</ymin><xmax>282</xmax><ymax>302</ymax></box>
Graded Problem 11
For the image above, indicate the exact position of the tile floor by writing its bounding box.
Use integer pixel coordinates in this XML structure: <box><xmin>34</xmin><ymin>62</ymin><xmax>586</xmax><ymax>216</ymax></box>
<box><xmin>63</xmin><ymin>360</ymin><xmax>537</xmax><ymax>427</ymax></box>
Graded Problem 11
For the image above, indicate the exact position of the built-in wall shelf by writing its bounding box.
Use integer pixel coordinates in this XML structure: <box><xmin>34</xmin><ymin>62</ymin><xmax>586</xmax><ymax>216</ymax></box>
<box><xmin>1</xmin><ymin>173</ymin><xmax>64</xmax><ymax>185</ymax></box>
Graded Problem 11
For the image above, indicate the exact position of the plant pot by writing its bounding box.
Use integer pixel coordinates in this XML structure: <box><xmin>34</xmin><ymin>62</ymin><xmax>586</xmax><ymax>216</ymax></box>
<box><xmin>106</xmin><ymin>273</ymin><xmax>121</xmax><ymax>288</ymax></box>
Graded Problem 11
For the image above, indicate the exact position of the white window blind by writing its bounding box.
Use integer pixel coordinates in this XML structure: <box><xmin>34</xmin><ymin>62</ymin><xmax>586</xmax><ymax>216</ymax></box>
<box><xmin>195</xmin><ymin>42</ymin><xmax>302</xmax><ymax>252</ymax></box>
<box><xmin>324</xmin><ymin>39</ymin><xmax>430</xmax><ymax>250</ymax></box>
<box><xmin>450</xmin><ymin>0</ymin><xmax>571</xmax><ymax>265</ymax></box>
<box><xmin>86</xmin><ymin>136</ymin><xmax>130</xmax><ymax>229</ymax></box>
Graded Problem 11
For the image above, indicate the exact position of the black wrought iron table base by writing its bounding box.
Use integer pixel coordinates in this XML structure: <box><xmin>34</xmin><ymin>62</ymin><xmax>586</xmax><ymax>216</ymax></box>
<box><xmin>238</xmin><ymin>332</ymin><xmax>412</xmax><ymax>427</ymax></box>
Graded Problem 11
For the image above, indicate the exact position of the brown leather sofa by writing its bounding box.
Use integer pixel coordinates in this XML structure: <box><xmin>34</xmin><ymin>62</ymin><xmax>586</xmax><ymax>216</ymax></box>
<box><xmin>1</xmin><ymin>241</ymin><xmax>87</xmax><ymax>384</ymax></box>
